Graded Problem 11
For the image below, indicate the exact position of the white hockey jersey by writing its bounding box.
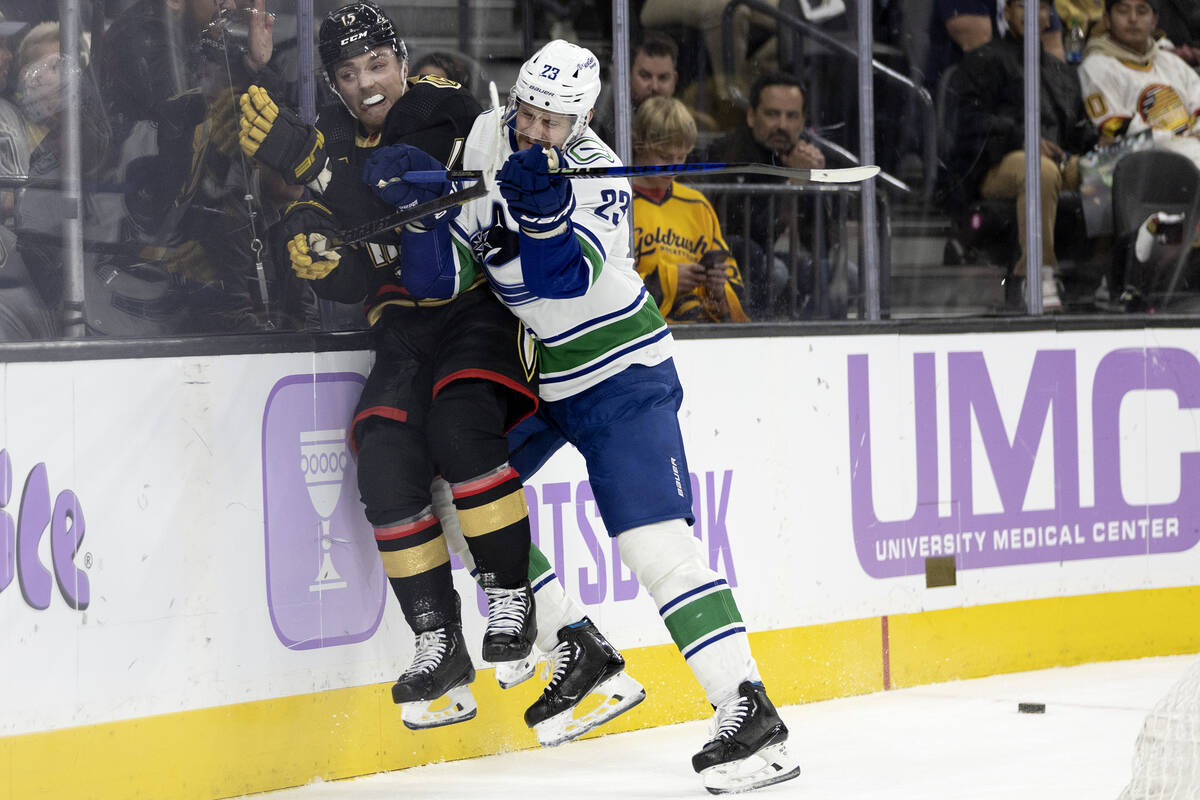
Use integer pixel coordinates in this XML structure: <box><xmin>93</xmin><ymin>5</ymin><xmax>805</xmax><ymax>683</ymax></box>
<box><xmin>1079</xmin><ymin>45</ymin><xmax>1200</xmax><ymax>139</ymax></box>
<box><xmin>451</xmin><ymin>109</ymin><xmax>674</xmax><ymax>402</ymax></box>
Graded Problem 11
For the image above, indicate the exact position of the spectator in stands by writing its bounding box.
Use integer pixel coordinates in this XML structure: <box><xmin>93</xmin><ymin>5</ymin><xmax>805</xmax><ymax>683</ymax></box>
<box><xmin>1079</xmin><ymin>0</ymin><xmax>1200</xmax><ymax>147</ymax></box>
<box><xmin>1087</xmin><ymin>0</ymin><xmax>1200</xmax><ymax>63</ymax></box>
<box><xmin>632</xmin><ymin>96</ymin><xmax>749</xmax><ymax>324</ymax></box>
<box><xmin>706</xmin><ymin>72</ymin><xmax>826</xmax><ymax>178</ymax></box>
<box><xmin>0</xmin><ymin>13</ymin><xmax>31</xmax><ymax>221</ymax></box>
<box><xmin>412</xmin><ymin>51</ymin><xmax>472</xmax><ymax>91</ymax></box>
<box><xmin>927</xmin><ymin>0</ymin><xmax>1066</xmax><ymax>92</ymax></box>
<box><xmin>7</xmin><ymin>22</ymin><xmax>102</xmax><ymax>333</ymax></box>
<box><xmin>86</xmin><ymin>0</ymin><xmax>314</xmax><ymax>335</ymax></box>
<box><xmin>703</xmin><ymin>71</ymin><xmax>852</xmax><ymax>318</ymax></box>
<box><xmin>950</xmin><ymin>0</ymin><xmax>1096</xmax><ymax>310</ymax></box>
<box><xmin>630</xmin><ymin>31</ymin><xmax>680</xmax><ymax>107</ymax></box>
<box><xmin>1079</xmin><ymin>0</ymin><xmax>1200</xmax><ymax>307</ymax></box>
<box><xmin>593</xmin><ymin>32</ymin><xmax>717</xmax><ymax>147</ymax></box>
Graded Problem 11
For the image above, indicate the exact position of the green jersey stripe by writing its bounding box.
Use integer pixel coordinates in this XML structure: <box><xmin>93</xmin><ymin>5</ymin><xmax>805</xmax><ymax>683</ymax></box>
<box><xmin>578</xmin><ymin>234</ymin><xmax>603</xmax><ymax>286</ymax></box>
<box><xmin>453</xmin><ymin>237</ymin><xmax>479</xmax><ymax>292</ymax></box>
<box><xmin>539</xmin><ymin>300</ymin><xmax>666</xmax><ymax>375</ymax></box>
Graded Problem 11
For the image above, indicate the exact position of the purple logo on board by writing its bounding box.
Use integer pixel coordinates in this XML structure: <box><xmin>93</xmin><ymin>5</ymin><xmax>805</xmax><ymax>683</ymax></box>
<box><xmin>848</xmin><ymin>348</ymin><xmax>1200</xmax><ymax>578</ymax></box>
<box><xmin>508</xmin><ymin>469</ymin><xmax>738</xmax><ymax>615</ymax></box>
<box><xmin>0</xmin><ymin>449</ymin><xmax>88</xmax><ymax>611</ymax></box>
<box><xmin>262</xmin><ymin>372</ymin><xmax>385</xmax><ymax>649</ymax></box>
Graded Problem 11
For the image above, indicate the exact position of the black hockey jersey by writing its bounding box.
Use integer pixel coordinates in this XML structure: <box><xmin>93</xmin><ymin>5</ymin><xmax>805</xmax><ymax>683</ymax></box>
<box><xmin>302</xmin><ymin>76</ymin><xmax>481</xmax><ymax>323</ymax></box>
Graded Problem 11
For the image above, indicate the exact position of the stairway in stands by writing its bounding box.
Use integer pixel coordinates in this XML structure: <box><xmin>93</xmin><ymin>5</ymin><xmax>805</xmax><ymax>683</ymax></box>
<box><xmin>886</xmin><ymin>197</ymin><xmax>1006</xmax><ymax>318</ymax></box>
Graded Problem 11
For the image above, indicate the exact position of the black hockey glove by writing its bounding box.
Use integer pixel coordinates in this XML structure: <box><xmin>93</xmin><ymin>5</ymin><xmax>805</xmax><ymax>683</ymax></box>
<box><xmin>281</xmin><ymin>200</ymin><xmax>342</xmax><ymax>280</ymax></box>
<box><xmin>498</xmin><ymin>146</ymin><xmax>575</xmax><ymax>235</ymax></box>
<box><xmin>239</xmin><ymin>85</ymin><xmax>328</xmax><ymax>185</ymax></box>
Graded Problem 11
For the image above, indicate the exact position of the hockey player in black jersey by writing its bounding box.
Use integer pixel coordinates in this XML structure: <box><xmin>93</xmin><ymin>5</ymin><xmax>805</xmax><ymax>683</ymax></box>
<box><xmin>238</xmin><ymin>0</ymin><xmax>538</xmax><ymax>729</ymax></box>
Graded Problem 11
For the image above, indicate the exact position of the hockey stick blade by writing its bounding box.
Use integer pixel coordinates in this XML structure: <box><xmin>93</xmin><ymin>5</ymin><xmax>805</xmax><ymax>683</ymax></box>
<box><xmin>338</xmin><ymin>180</ymin><xmax>489</xmax><ymax>247</ymax></box>
<box><xmin>401</xmin><ymin>163</ymin><xmax>880</xmax><ymax>184</ymax></box>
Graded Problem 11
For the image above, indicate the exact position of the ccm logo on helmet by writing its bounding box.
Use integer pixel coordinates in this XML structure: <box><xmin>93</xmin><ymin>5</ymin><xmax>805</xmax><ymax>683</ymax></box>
<box><xmin>340</xmin><ymin>30</ymin><xmax>367</xmax><ymax>46</ymax></box>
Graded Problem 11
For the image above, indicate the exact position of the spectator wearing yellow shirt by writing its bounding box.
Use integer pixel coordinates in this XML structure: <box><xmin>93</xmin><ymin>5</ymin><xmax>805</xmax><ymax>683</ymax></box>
<box><xmin>631</xmin><ymin>97</ymin><xmax>749</xmax><ymax>323</ymax></box>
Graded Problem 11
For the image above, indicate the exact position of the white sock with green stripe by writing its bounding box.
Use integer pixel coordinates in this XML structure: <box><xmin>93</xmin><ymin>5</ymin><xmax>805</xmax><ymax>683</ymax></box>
<box><xmin>526</xmin><ymin>544</ymin><xmax>588</xmax><ymax>653</ymax></box>
<box><xmin>617</xmin><ymin>519</ymin><xmax>761</xmax><ymax>707</ymax></box>
<box><xmin>433</xmin><ymin>477</ymin><xmax>586</xmax><ymax>654</ymax></box>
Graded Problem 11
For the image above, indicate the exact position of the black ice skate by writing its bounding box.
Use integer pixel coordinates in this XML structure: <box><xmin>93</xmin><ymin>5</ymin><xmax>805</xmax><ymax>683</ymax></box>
<box><xmin>692</xmin><ymin>681</ymin><xmax>800</xmax><ymax>794</ymax></box>
<box><xmin>481</xmin><ymin>581</ymin><xmax>537</xmax><ymax>663</ymax></box>
<box><xmin>524</xmin><ymin>618</ymin><xmax>646</xmax><ymax>747</ymax></box>
<box><xmin>392</xmin><ymin>624</ymin><xmax>477</xmax><ymax>730</ymax></box>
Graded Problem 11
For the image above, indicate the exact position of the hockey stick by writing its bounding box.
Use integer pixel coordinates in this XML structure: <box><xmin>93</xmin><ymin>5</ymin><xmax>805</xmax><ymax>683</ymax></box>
<box><xmin>341</xmin><ymin>82</ymin><xmax>506</xmax><ymax>247</ymax></box>
<box><xmin>398</xmin><ymin>162</ymin><xmax>881</xmax><ymax>184</ymax></box>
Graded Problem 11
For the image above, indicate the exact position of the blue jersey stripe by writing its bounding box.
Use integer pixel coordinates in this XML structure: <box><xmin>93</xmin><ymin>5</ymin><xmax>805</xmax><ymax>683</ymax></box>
<box><xmin>532</xmin><ymin>572</ymin><xmax>558</xmax><ymax>593</ymax></box>
<box><xmin>575</xmin><ymin>223</ymin><xmax>607</xmax><ymax>265</ymax></box>
<box><xmin>682</xmin><ymin>626</ymin><xmax>747</xmax><ymax>660</ymax></box>
<box><xmin>658</xmin><ymin>579</ymin><xmax>728</xmax><ymax>616</ymax></box>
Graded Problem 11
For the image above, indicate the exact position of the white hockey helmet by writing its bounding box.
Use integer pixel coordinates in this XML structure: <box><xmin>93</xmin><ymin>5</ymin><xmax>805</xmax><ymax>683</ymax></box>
<box><xmin>507</xmin><ymin>39</ymin><xmax>602</xmax><ymax>147</ymax></box>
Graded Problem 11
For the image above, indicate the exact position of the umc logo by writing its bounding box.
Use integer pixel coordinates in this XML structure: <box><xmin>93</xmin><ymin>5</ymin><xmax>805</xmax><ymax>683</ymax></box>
<box><xmin>848</xmin><ymin>348</ymin><xmax>1200</xmax><ymax>578</ymax></box>
<box><xmin>0</xmin><ymin>449</ymin><xmax>88</xmax><ymax>610</ymax></box>
<box><xmin>261</xmin><ymin>373</ymin><xmax>385</xmax><ymax>649</ymax></box>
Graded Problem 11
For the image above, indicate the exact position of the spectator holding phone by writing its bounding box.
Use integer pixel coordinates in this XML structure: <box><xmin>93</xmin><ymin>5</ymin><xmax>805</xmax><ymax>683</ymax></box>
<box><xmin>632</xmin><ymin>96</ymin><xmax>749</xmax><ymax>323</ymax></box>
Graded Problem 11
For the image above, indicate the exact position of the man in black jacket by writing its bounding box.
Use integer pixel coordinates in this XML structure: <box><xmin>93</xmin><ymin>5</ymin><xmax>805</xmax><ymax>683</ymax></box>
<box><xmin>948</xmin><ymin>0</ymin><xmax>1097</xmax><ymax>309</ymax></box>
<box><xmin>702</xmin><ymin>72</ymin><xmax>850</xmax><ymax>318</ymax></box>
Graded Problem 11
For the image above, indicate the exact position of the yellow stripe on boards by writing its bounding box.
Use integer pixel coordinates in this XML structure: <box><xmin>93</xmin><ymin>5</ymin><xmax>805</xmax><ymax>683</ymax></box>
<box><xmin>3</xmin><ymin>585</ymin><xmax>1199</xmax><ymax>799</ymax></box>
<box><xmin>887</xmin><ymin>584</ymin><xmax>1200</xmax><ymax>688</ymax></box>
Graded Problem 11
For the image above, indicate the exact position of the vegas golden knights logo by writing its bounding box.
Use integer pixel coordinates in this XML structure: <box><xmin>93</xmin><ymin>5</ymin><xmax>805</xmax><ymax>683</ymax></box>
<box><xmin>517</xmin><ymin>322</ymin><xmax>538</xmax><ymax>383</ymax></box>
<box><xmin>415</xmin><ymin>74</ymin><xmax>461</xmax><ymax>90</ymax></box>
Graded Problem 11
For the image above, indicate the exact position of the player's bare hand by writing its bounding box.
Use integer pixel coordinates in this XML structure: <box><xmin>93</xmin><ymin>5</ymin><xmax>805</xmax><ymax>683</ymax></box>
<box><xmin>676</xmin><ymin>262</ymin><xmax>706</xmax><ymax>294</ymax></box>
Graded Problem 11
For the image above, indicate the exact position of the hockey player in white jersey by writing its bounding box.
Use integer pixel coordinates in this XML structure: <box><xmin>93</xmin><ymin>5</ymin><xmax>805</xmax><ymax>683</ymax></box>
<box><xmin>365</xmin><ymin>39</ymin><xmax>799</xmax><ymax>794</ymax></box>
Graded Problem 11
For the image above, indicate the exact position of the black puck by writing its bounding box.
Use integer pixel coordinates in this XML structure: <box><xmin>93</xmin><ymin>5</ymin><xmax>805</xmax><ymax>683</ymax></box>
<box><xmin>1017</xmin><ymin>702</ymin><xmax>1046</xmax><ymax>714</ymax></box>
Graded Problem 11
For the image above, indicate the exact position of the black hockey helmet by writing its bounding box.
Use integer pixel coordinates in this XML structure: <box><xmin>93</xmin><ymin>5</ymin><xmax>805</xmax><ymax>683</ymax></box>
<box><xmin>317</xmin><ymin>2</ymin><xmax>406</xmax><ymax>77</ymax></box>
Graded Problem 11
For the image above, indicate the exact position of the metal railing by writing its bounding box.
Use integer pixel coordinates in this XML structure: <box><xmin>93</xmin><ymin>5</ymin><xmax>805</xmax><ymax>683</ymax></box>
<box><xmin>693</xmin><ymin>180</ymin><xmax>891</xmax><ymax>320</ymax></box>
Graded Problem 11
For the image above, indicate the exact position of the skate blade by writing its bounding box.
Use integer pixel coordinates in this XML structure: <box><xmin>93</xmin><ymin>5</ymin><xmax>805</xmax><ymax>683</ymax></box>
<box><xmin>400</xmin><ymin>684</ymin><xmax>478</xmax><ymax>730</ymax></box>
<box><xmin>534</xmin><ymin>671</ymin><xmax>646</xmax><ymax>747</ymax></box>
<box><xmin>495</xmin><ymin>653</ymin><xmax>539</xmax><ymax>689</ymax></box>
<box><xmin>700</xmin><ymin>741</ymin><xmax>800</xmax><ymax>795</ymax></box>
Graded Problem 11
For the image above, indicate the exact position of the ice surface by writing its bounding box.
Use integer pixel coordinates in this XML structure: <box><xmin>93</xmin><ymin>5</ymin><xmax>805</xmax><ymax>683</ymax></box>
<box><xmin>249</xmin><ymin>655</ymin><xmax>1197</xmax><ymax>800</ymax></box>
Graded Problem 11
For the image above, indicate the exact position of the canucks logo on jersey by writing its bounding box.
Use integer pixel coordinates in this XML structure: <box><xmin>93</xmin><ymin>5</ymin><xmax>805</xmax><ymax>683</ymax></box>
<box><xmin>470</xmin><ymin>204</ymin><xmax>521</xmax><ymax>267</ymax></box>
